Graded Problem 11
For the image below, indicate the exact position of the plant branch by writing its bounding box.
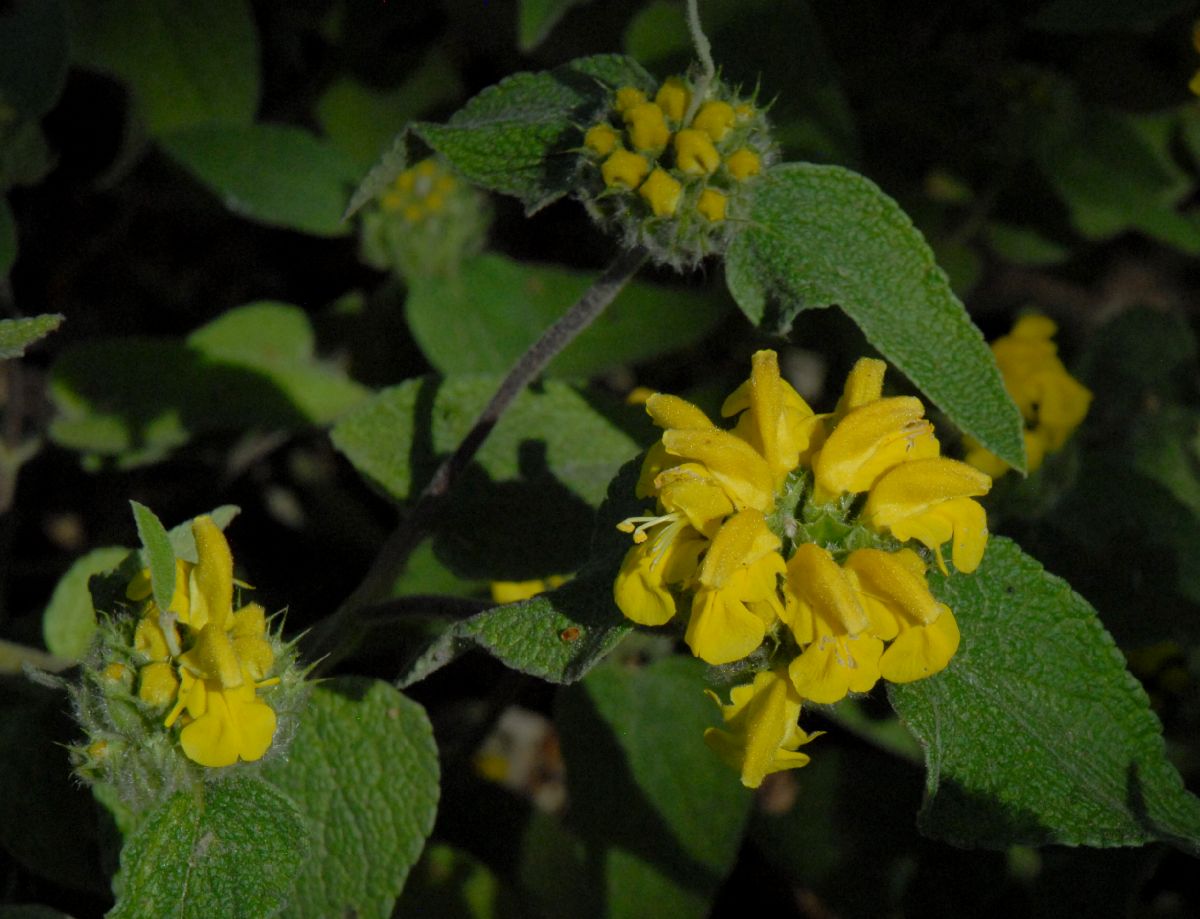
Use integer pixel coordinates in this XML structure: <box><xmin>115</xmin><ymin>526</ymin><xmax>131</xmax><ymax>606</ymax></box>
<box><xmin>306</xmin><ymin>245</ymin><xmax>648</xmax><ymax>672</ymax></box>
<box><xmin>684</xmin><ymin>0</ymin><xmax>716</xmax><ymax>123</ymax></box>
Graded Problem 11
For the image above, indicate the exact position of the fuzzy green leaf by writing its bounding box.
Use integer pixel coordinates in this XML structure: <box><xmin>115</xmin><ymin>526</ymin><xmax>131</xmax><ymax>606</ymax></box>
<box><xmin>42</xmin><ymin>547</ymin><xmax>129</xmax><ymax>659</ymax></box>
<box><xmin>413</xmin><ymin>54</ymin><xmax>653</xmax><ymax>213</ymax></box>
<box><xmin>129</xmin><ymin>501</ymin><xmax>175</xmax><ymax>615</ymax></box>
<box><xmin>260</xmin><ymin>678</ymin><xmax>439</xmax><ymax>919</ymax></box>
<box><xmin>159</xmin><ymin>124</ymin><xmax>359</xmax><ymax>236</ymax></box>
<box><xmin>108</xmin><ymin>777</ymin><xmax>307</xmax><ymax>919</ymax></box>
<box><xmin>405</xmin><ymin>254</ymin><xmax>727</xmax><ymax>379</ymax></box>
<box><xmin>70</xmin><ymin>0</ymin><xmax>258</xmax><ymax>136</ymax></box>
<box><xmin>0</xmin><ymin>314</ymin><xmax>63</xmax><ymax>360</ymax></box>
<box><xmin>889</xmin><ymin>537</ymin><xmax>1200</xmax><ymax>852</ymax></box>
<box><xmin>726</xmin><ymin>163</ymin><xmax>1025</xmax><ymax>470</ymax></box>
<box><xmin>555</xmin><ymin>656</ymin><xmax>753</xmax><ymax>917</ymax></box>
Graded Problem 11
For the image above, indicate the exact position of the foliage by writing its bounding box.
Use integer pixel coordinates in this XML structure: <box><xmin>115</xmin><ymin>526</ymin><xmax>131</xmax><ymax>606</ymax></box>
<box><xmin>4</xmin><ymin>1</ymin><xmax>1200</xmax><ymax>917</ymax></box>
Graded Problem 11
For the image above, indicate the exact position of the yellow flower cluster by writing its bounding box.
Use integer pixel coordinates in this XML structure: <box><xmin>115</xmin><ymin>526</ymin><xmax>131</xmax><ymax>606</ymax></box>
<box><xmin>381</xmin><ymin>158</ymin><xmax>459</xmax><ymax>224</ymax></box>
<box><xmin>964</xmin><ymin>315</ymin><xmax>1091</xmax><ymax>478</ymax></box>
<box><xmin>614</xmin><ymin>351</ymin><xmax>991</xmax><ymax>787</ymax></box>
<box><xmin>127</xmin><ymin>517</ymin><xmax>279</xmax><ymax>768</ymax></box>
<box><xmin>578</xmin><ymin>74</ymin><xmax>773</xmax><ymax>268</ymax></box>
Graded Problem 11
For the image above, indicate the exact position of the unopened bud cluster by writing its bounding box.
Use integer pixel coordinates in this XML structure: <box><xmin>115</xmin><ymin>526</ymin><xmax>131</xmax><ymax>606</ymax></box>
<box><xmin>577</xmin><ymin>73</ymin><xmax>776</xmax><ymax>269</ymax></box>
<box><xmin>360</xmin><ymin>157</ymin><xmax>489</xmax><ymax>280</ymax></box>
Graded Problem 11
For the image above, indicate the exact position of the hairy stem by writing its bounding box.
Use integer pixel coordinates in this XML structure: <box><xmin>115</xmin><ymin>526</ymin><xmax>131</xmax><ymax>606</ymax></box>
<box><xmin>683</xmin><ymin>0</ymin><xmax>716</xmax><ymax>123</ymax></box>
<box><xmin>307</xmin><ymin>245</ymin><xmax>648</xmax><ymax>672</ymax></box>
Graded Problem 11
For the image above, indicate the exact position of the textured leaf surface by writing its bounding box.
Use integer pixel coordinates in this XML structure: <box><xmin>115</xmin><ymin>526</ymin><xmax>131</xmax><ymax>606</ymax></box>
<box><xmin>159</xmin><ymin>124</ymin><xmax>359</xmax><ymax>236</ymax></box>
<box><xmin>726</xmin><ymin>163</ymin><xmax>1024</xmax><ymax>469</ymax></box>
<box><xmin>0</xmin><ymin>314</ymin><xmax>63</xmax><ymax>360</ymax></box>
<box><xmin>130</xmin><ymin>501</ymin><xmax>175</xmax><ymax>614</ymax></box>
<box><xmin>42</xmin><ymin>546</ymin><xmax>129</xmax><ymax>659</ymax></box>
<box><xmin>405</xmin><ymin>254</ymin><xmax>726</xmax><ymax>379</ymax></box>
<box><xmin>889</xmin><ymin>537</ymin><xmax>1200</xmax><ymax>852</ymax></box>
<box><xmin>70</xmin><ymin>0</ymin><xmax>258</xmax><ymax>135</ymax></box>
<box><xmin>391</xmin><ymin>459</ymin><xmax>642</xmax><ymax>687</ymax></box>
<box><xmin>261</xmin><ymin>678</ymin><xmax>439</xmax><ymax>919</ymax></box>
<box><xmin>414</xmin><ymin>54</ymin><xmax>652</xmax><ymax>213</ymax></box>
<box><xmin>50</xmin><ymin>303</ymin><xmax>367</xmax><ymax>464</ymax></box>
<box><xmin>555</xmin><ymin>656</ymin><xmax>753</xmax><ymax>916</ymax></box>
<box><xmin>110</xmin><ymin>777</ymin><xmax>306</xmax><ymax>919</ymax></box>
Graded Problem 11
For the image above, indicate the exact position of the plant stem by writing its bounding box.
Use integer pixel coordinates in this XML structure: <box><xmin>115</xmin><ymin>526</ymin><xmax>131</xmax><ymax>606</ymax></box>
<box><xmin>683</xmin><ymin>0</ymin><xmax>716</xmax><ymax>123</ymax></box>
<box><xmin>307</xmin><ymin>245</ymin><xmax>649</xmax><ymax>672</ymax></box>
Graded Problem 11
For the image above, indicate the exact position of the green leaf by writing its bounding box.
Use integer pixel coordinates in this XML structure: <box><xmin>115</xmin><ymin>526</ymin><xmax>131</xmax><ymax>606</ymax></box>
<box><xmin>413</xmin><ymin>54</ymin><xmax>653</xmax><ymax>214</ymax></box>
<box><xmin>405</xmin><ymin>254</ymin><xmax>727</xmax><ymax>379</ymax></box>
<box><xmin>159</xmin><ymin>124</ymin><xmax>359</xmax><ymax>236</ymax></box>
<box><xmin>315</xmin><ymin>53</ymin><xmax>464</xmax><ymax>172</ymax></box>
<box><xmin>0</xmin><ymin>906</ymin><xmax>78</xmax><ymax>919</ymax></box>
<box><xmin>518</xmin><ymin>0</ymin><xmax>591</xmax><ymax>51</ymax></box>
<box><xmin>555</xmin><ymin>656</ymin><xmax>753</xmax><ymax>916</ymax></box>
<box><xmin>49</xmin><ymin>303</ymin><xmax>367</xmax><ymax>465</ymax></box>
<box><xmin>260</xmin><ymin>678</ymin><xmax>439</xmax><ymax>919</ymax></box>
<box><xmin>726</xmin><ymin>163</ymin><xmax>1024</xmax><ymax>469</ymax></box>
<box><xmin>889</xmin><ymin>537</ymin><xmax>1200</xmax><ymax>852</ymax></box>
<box><xmin>984</xmin><ymin>221</ymin><xmax>1071</xmax><ymax>267</ymax></box>
<box><xmin>332</xmin><ymin>376</ymin><xmax>640</xmax><ymax>580</ymax></box>
<box><xmin>109</xmin><ymin>776</ymin><xmax>307</xmax><ymax>919</ymax></box>
<box><xmin>0</xmin><ymin>199</ymin><xmax>15</xmax><ymax>277</ymax></box>
<box><xmin>70</xmin><ymin>0</ymin><xmax>258</xmax><ymax>135</ymax></box>
<box><xmin>331</xmin><ymin>373</ymin><xmax>637</xmax><ymax>506</ymax></box>
<box><xmin>0</xmin><ymin>0</ymin><xmax>68</xmax><ymax>120</ymax></box>
<box><xmin>0</xmin><ymin>314</ymin><xmax>63</xmax><ymax>360</ymax></box>
<box><xmin>129</xmin><ymin>501</ymin><xmax>175</xmax><ymax>615</ymax></box>
<box><xmin>42</xmin><ymin>546</ymin><xmax>129</xmax><ymax>659</ymax></box>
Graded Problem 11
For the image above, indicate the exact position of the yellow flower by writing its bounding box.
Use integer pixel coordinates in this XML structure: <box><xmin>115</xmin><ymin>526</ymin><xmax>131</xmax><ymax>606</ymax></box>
<box><xmin>584</xmin><ymin>123</ymin><xmax>619</xmax><ymax>156</ymax></box>
<box><xmin>639</xmin><ymin>168</ymin><xmax>683</xmax><ymax>217</ymax></box>
<box><xmin>614</xmin><ymin>86</ymin><xmax>647</xmax><ymax>114</ymax></box>
<box><xmin>813</xmin><ymin>397</ymin><xmax>938</xmax><ymax>501</ymax></box>
<box><xmin>490</xmin><ymin>575</ymin><xmax>569</xmax><ymax>604</ymax></box>
<box><xmin>601</xmin><ymin>149</ymin><xmax>650</xmax><ymax>189</ymax></box>
<box><xmin>655</xmin><ymin>76</ymin><xmax>691</xmax><ymax>122</ymax></box>
<box><xmin>783</xmin><ymin>543</ymin><xmax>882</xmax><ymax>704</ymax></box>
<box><xmin>965</xmin><ymin>315</ymin><xmax>1091</xmax><ymax>475</ymax></box>
<box><xmin>692</xmin><ymin>100</ymin><xmax>735</xmax><ymax>141</ymax></box>
<box><xmin>725</xmin><ymin>148</ymin><xmax>761</xmax><ymax>180</ymax></box>
<box><xmin>170</xmin><ymin>666</ymin><xmax>278</xmax><ymax>768</ymax></box>
<box><xmin>863</xmin><ymin>458</ymin><xmax>991</xmax><ymax>574</ymax></box>
<box><xmin>674</xmin><ymin>129</ymin><xmax>720</xmax><ymax>176</ymax></box>
<box><xmin>844</xmin><ymin>548</ymin><xmax>960</xmax><ymax>682</ymax></box>
<box><xmin>721</xmin><ymin>349</ymin><xmax>823</xmax><ymax>490</ymax></box>
<box><xmin>137</xmin><ymin>661</ymin><xmax>179</xmax><ymax>707</ymax></box>
<box><xmin>704</xmin><ymin>669</ymin><xmax>819</xmax><ymax>788</ymax></box>
<box><xmin>697</xmin><ymin>188</ymin><xmax>727</xmax><ymax>222</ymax></box>
<box><xmin>613</xmin><ymin>521</ymin><xmax>706</xmax><ymax>626</ymax></box>
<box><xmin>686</xmin><ymin>510</ymin><xmax>787</xmax><ymax>664</ymax></box>
<box><xmin>624</xmin><ymin>102</ymin><xmax>670</xmax><ymax>153</ymax></box>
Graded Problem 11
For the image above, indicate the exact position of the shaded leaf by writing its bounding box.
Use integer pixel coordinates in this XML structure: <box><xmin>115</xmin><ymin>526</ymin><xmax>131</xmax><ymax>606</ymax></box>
<box><xmin>889</xmin><ymin>537</ymin><xmax>1200</xmax><ymax>852</ymax></box>
<box><xmin>405</xmin><ymin>254</ymin><xmax>726</xmax><ymax>379</ymax></box>
<box><xmin>0</xmin><ymin>0</ymin><xmax>68</xmax><ymax>119</ymax></box>
<box><xmin>726</xmin><ymin>163</ymin><xmax>1024</xmax><ymax>469</ymax></box>
<box><xmin>42</xmin><ymin>546</ymin><xmax>129</xmax><ymax>659</ymax></box>
<box><xmin>70</xmin><ymin>0</ymin><xmax>259</xmax><ymax>135</ymax></box>
<box><xmin>518</xmin><ymin>0</ymin><xmax>591</xmax><ymax>51</ymax></box>
<box><xmin>159</xmin><ymin>124</ymin><xmax>359</xmax><ymax>236</ymax></box>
